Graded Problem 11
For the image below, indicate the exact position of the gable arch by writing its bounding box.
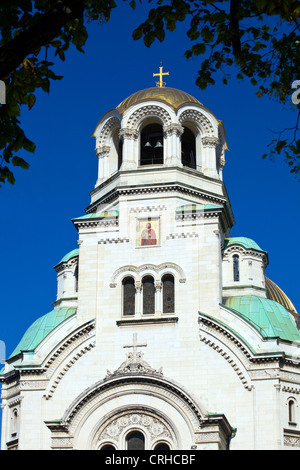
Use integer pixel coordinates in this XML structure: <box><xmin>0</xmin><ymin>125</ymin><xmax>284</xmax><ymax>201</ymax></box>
<box><xmin>45</xmin><ymin>373</ymin><xmax>212</xmax><ymax>449</ymax></box>
<box><xmin>110</xmin><ymin>262</ymin><xmax>186</xmax><ymax>286</ymax></box>
<box><xmin>126</xmin><ymin>104</ymin><xmax>173</xmax><ymax>130</ymax></box>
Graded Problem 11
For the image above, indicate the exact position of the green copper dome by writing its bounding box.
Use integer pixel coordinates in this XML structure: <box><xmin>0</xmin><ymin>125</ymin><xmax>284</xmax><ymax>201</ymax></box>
<box><xmin>224</xmin><ymin>296</ymin><xmax>300</xmax><ymax>342</ymax></box>
<box><xmin>224</xmin><ymin>237</ymin><xmax>266</xmax><ymax>253</ymax></box>
<box><xmin>9</xmin><ymin>307</ymin><xmax>76</xmax><ymax>359</ymax></box>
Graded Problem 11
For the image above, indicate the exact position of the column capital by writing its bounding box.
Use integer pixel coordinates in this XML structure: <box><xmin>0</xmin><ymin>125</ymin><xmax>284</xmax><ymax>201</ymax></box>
<box><xmin>119</xmin><ymin>128</ymin><xmax>139</xmax><ymax>141</ymax></box>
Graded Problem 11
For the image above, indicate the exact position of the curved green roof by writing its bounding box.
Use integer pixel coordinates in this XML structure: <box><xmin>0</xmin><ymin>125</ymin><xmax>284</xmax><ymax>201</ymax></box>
<box><xmin>72</xmin><ymin>210</ymin><xmax>119</xmax><ymax>221</ymax></box>
<box><xmin>224</xmin><ymin>296</ymin><xmax>300</xmax><ymax>342</ymax></box>
<box><xmin>224</xmin><ymin>237</ymin><xmax>265</xmax><ymax>253</ymax></box>
<box><xmin>9</xmin><ymin>307</ymin><xmax>77</xmax><ymax>359</ymax></box>
<box><xmin>57</xmin><ymin>249</ymin><xmax>79</xmax><ymax>265</ymax></box>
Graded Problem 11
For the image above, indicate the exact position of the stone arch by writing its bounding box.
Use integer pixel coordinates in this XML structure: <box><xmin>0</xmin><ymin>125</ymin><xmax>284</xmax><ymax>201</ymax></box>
<box><xmin>178</xmin><ymin>109</ymin><xmax>215</xmax><ymax>137</ymax></box>
<box><xmin>92</xmin><ymin>406</ymin><xmax>178</xmax><ymax>450</ymax></box>
<box><xmin>126</xmin><ymin>105</ymin><xmax>172</xmax><ymax>130</ymax></box>
<box><xmin>45</xmin><ymin>373</ymin><xmax>210</xmax><ymax>449</ymax></box>
<box><xmin>110</xmin><ymin>262</ymin><xmax>186</xmax><ymax>286</ymax></box>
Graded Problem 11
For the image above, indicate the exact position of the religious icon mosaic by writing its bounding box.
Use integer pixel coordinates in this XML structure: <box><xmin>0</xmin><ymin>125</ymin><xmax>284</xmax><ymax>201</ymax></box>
<box><xmin>138</xmin><ymin>218</ymin><xmax>160</xmax><ymax>246</ymax></box>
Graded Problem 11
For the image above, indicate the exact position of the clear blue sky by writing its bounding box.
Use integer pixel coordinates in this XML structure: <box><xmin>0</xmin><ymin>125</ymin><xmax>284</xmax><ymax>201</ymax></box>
<box><xmin>1</xmin><ymin>2</ymin><xmax>299</xmax><ymax>374</ymax></box>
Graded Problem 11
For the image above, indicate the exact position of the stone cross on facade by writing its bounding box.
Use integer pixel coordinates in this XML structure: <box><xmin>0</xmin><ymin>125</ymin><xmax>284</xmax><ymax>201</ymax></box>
<box><xmin>123</xmin><ymin>333</ymin><xmax>147</xmax><ymax>363</ymax></box>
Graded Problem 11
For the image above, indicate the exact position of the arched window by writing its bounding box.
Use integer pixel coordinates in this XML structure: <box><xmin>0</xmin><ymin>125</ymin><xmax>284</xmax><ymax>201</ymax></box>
<box><xmin>123</xmin><ymin>276</ymin><xmax>135</xmax><ymax>316</ymax></box>
<box><xmin>162</xmin><ymin>274</ymin><xmax>175</xmax><ymax>313</ymax></box>
<box><xmin>233</xmin><ymin>255</ymin><xmax>240</xmax><ymax>282</ymax></box>
<box><xmin>140</xmin><ymin>124</ymin><xmax>164</xmax><ymax>165</ymax></box>
<box><xmin>126</xmin><ymin>431</ymin><xmax>145</xmax><ymax>450</ymax></box>
<box><xmin>288</xmin><ymin>399</ymin><xmax>296</xmax><ymax>423</ymax></box>
<box><xmin>11</xmin><ymin>408</ymin><xmax>18</xmax><ymax>437</ymax></box>
<box><xmin>154</xmin><ymin>442</ymin><xmax>170</xmax><ymax>450</ymax></box>
<box><xmin>181</xmin><ymin>127</ymin><xmax>196</xmax><ymax>169</ymax></box>
<box><xmin>142</xmin><ymin>276</ymin><xmax>155</xmax><ymax>314</ymax></box>
<box><xmin>100</xmin><ymin>444</ymin><xmax>116</xmax><ymax>450</ymax></box>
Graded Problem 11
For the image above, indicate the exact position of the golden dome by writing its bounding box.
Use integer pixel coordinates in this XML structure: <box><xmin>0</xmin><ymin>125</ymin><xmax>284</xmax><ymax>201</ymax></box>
<box><xmin>116</xmin><ymin>87</ymin><xmax>202</xmax><ymax>114</ymax></box>
<box><xmin>265</xmin><ymin>277</ymin><xmax>298</xmax><ymax>319</ymax></box>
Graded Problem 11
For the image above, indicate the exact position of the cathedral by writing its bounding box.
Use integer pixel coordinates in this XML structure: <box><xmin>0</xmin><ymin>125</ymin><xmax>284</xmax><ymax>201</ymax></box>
<box><xmin>1</xmin><ymin>67</ymin><xmax>300</xmax><ymax>450</ymax></box>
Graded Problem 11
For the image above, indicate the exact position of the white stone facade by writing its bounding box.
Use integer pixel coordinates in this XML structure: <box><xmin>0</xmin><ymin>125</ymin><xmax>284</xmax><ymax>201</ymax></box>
<box><xmin>1</xmin><ymin>86</ymin><xmax>300</xmax><ymax>451</ymax></box>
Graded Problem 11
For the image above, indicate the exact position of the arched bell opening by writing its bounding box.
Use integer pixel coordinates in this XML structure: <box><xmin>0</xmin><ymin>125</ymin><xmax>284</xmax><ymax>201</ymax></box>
<box><xmin>140</xmin><ymin>123</ymin><xmax>164</xmax><ymax>165</ymax></box>
<box><xmin>181</xmin><ymin>126</ymin><xmax>196</xmax><ymax>169</ymax></box>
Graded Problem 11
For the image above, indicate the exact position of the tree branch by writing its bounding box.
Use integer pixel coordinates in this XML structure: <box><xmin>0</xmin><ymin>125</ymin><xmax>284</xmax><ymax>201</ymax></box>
<box><xmin>0</xmin><ymin>0</ymin><xmax>84</xmax><ymax>80</ymax></box>
<box><xmin>229</xmin><ymin>0</ymin><xmax>241</xmax><ymax>57</ymax></box>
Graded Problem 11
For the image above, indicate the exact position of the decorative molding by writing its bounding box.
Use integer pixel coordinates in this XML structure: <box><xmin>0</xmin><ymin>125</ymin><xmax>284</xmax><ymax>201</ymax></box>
<box><xmin>129</xmin><ymin>205</ymin><xmax>167</xmax><ymax>213</ymax></box>
<box><xmin>127</xmin><ymin>105</ymin><xmax>172</xmax><ymax>128</ymax></box>
<box><xmin>97</xmin><ymin>116</ymin><xmax>121</xmax><ymax>147</ymax></box>
<box><xmin>201</xmin><ymin>136</ymin><xmax>219</xmax><ymax>148</ymax></box>
<box><xmin>110</xmin><ymin>262</ymin><xmax>186</xmax><ymax>285</ymax></box>
<box><xmin>178</xmin><ymin>109</ymin><xmax>215</xmax><ymax>136</ymax></box>
<box><xmin>87</xmin><ymin>182</ymin><xmax>227</xmax><ymax>214</ymax></box>
<box><xmin>284</xmin><ymin>429</ymin><xmax>300</xmax><ymax>447</ymax></box>
<box><xmin>117</xmin><ymin>317</ymin><xmax>178</xmax><ymax>326</ymax></box>
<box><xmin>96</xmin><ymin>411</ymin><xmax>176</xmax><ymax>450</ymax></box>
<box><xmin>43</xmin><ymin>321</ymin><xmax>96</xmax><ymax>399</ymax></box>
<box><xmin>73</xmin><ymin>219</ymin><xmax>119</xmax><ymax>230</ymax></box>
<box><xmin>223</xmin><ymin>245</ymin><xmax>268</xmax><ymax>264</ymax></box>
<box><xmin>167</xmin><ymin>232</ymin><xmax>199</xmax><ymax>240</ymax></box>
<box><xmin>119</xmin><ymin>128</ymin><xmax>139</xmax><ymax>141</ymax></box>
<box><xmin>199</xmin><ymin>315</ymin><xmax>253</xmax><ymax>390</ymax></box>
<box><xmin>96</xmin><ymin>145</ymin><xmax>110</xmax><ymax>158</ymax></box>
<box><xmin>55</xmin><ymin>256</ymin><xmax>78</xmax><ymax>274</ymax></box>
<box><xmin>98</xmin><ymin>237</ymin><xmax>129</xmax><ymax>244</ymax></box>
<box><xmin>163</xmin><ymin>123</ymin><xmax>184</xmax><ymax>137</ymax></box>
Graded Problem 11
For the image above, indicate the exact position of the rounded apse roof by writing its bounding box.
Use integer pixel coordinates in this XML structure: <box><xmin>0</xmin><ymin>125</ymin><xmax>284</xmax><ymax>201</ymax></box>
<box><xmin>116</xmin><ymin>87</ymin><xmax>202</xmax><ymax>114</ymax></box>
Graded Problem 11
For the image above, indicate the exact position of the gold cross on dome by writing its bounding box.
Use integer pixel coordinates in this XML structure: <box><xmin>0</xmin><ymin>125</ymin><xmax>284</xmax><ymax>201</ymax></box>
<box><xmin>153</xmin><ymin>63</ymin><xmax>169</xmax><ymax>88</ymax></box>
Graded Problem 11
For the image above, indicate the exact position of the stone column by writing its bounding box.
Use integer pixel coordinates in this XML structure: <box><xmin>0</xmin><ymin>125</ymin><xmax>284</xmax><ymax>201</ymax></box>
<box><xmin>135</xmin><ymin>280</ymin><xmax>142</xmax><ymax>318</ymax></box>
<box><xmin>201</xmin><ymin>136</ymin><xmax>219</xmax><ymax>177</ymax></box>
<box><xmin>163</xmin><ymin>124</ymin><xmax>184</xmax><ymax>167</ymax></box>
<box><xmin>119</xmin><ymin>128</ymin><xmax>139</xmax><ymax>170</ymax></box>
<box><xmin>155</xmin><ymin>280</ymin><xmax>162</xmax><ymax>316</ymax></box>
<box><xmin>95</xmin><ymin>145</ymin><xmax>110</xmax><ymax>185</ymax></box>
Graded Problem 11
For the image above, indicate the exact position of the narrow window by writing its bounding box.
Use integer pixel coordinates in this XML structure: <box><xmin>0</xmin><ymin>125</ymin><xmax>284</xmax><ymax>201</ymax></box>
<box><xmin>141</xmin><ymin>124</ymin><xmax>163</xmax><ymax>165</ymax></box>
<box><xmin>162</xmin><ymin>274</ymin><xmax>175</xmax><ymax>313</ymax></box>
<box><xmin>181</xmin><ymin>127</ymin><xmax>196</xmax><ymax>169</ymax></box>
<box><xmin>142</xmin><ymin>276</ymin><xmax>155</xmax><ymax>314</ymax></box>
<box><xmin>11</xmin><ymin>408</ymin><xmax>18</xmax><ymax>437</ymax></box>
<box><xmin>118</xmin><ymin>139</ymin><xmax>123</xmax><ymax>170</ymax></box>
<box><xmin>126</xmin><ymin>431</ymin><xmax>145</xmax><ymax>450</ymax></box>
<box><xmin>288</xmin><ymin>399</ymin><xmax>296</xmax><ymax>423</ymax></box>
<box><xmin>123</xmin><ymin>277</ymin><xmax>135</xmax><ymax>315</ymax></box>
<box><xmin>74</xmin><ymin>266</ymin><xmax>78</xmax><ymax>293</ymax></box>
<box><xmin>233</xmin><ymin>255</ymin><xmax>240</xmax><ymax>282</ymax></box>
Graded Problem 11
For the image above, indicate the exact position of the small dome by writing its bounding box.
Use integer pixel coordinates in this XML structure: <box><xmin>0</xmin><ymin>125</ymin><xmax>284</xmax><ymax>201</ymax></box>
<box><xmin>224</xmin><ymin>237</ymin><xmax>266</xmax><ymax>253</ymax></box>
<box><xmin>8</xmin><ymin>307</ymin><xmax>77</xmax><ymax>359</ymax></box>
<box><xmin>116</xmin><ymin>87</ymin><xmax>202</xmax><ymax>114</ymax></box>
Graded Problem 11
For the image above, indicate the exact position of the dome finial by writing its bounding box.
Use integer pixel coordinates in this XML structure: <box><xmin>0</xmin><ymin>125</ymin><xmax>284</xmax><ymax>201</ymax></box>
<box><xmin>153</xmin><ymin>62</ymin><xmax>169</xmax><ymax>88</ymax></box>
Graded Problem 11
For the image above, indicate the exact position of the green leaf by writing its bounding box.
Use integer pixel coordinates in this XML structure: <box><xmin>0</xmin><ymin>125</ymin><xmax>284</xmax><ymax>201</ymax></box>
<box><xmin>12</xmin><ymin>156</ymin><xmax>30</xmax><ymax>169</ymax></box>
<box><xmin>28</xmin><ymin>93</ymin><xmax>36</xmax><ymax>110</ymax></box>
